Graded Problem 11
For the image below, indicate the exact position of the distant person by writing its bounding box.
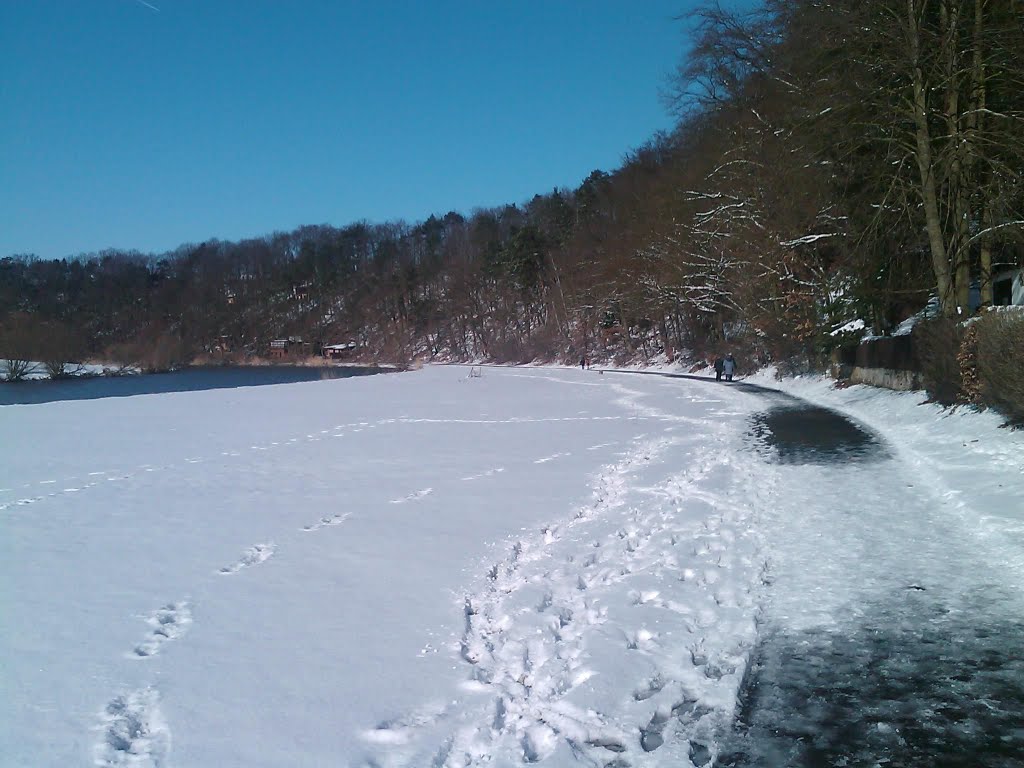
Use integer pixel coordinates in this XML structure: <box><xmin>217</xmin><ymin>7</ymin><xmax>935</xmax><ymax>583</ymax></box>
<box><xmin>713</xmin><ymin>357</ymin><xmax>724</xmax><ymax>382</ymax></box>
<box><xmin>723</xmin><ymin>353</ymin><xmax>736</xmax><ymax>382</ymax></box>
<box><xmin>580</xmin><ymin>355</ymin><xmax>587</xmax><ymax>370</ymax></box>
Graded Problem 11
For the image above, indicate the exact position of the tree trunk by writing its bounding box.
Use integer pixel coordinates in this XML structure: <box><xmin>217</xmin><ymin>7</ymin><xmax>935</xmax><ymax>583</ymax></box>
<box><xmin>979</xmin><ymin>240</ymin><xmax>994</xmax><ymax>307</ymax></box>
<box><xmin>907</xmin><ymin>0</ymin><xmax>955</xmax><ymax>314</ymax></box>
<box><xmin>940</xmin><ymin>0</ymin><xmax>972</xmax><ymax>314</ymax></box>
<box><xmin>971</xmin><ymin>0</ymin><xmax>992</xmax><ymax>308</ymax></box>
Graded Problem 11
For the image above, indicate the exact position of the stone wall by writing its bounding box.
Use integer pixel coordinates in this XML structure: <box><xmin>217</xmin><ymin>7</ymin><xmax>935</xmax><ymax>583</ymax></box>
<box><xmin>833</xmin><ymin>334</ymin><xmax>921</xmax><ymax>392</ymax></box>
<box><xmin>848</xmin><ymin>366</ymin><xmax>920</xmax><ymax>391</ymax></box>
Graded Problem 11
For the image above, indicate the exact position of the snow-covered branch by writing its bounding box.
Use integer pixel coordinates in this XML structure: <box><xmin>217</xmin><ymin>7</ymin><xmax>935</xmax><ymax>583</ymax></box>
<box><xmin>778</xmin><ymin>233</ymin><xmax>839</xmax><ymax>248</ymax></box>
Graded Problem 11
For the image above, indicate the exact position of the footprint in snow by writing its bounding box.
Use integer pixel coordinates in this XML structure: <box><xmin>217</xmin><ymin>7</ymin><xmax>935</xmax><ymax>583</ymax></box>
<box><xmin>360</xmin><ymin>704</ymin><xmax>448</xmax><ymax>745</ymax></box>
<box><xmin>302</xmin><ymin>512</ymin><xmax>351</xmax><ymax>531</ymax></box>
<box><xmin>626</xmin><ymin>627</ymin><xmax>658</xmax><ymax>650</ymax></box>
<box><xmin>219</xmin><ymin>543</ymin><xmax>276</xmax><ymax>574</ymax></box>
<box><xmin>132</xmin><ymin>602</ymin><xmax>192</xmax><ymax>658</ymax></box>
<box><xmin>633</xmin><ymin>675</ymin><xmax>665</xmax><ymax>701</ymax></box>
<box><xmin>640</xmin><ymin>711</ymin><xmax>670</xmax><ymax>752</ymax></box>
<box><xmin>461</xmin><ymin>468</ymin><xmax>505</xmax><ymax>481</ymax></box>
<box><xmin>94</xmin><ymin>687</ymin><xmax>170</xmax><ymax>768</ymax></box>
<box><xmin>390</xmin><ymin>488</ymin><xmax>433</xmax><ymax>504</ymax></box>
<box><xmin>534</xmin><ymin>452</ymin><xmax>570</xmax><ymax>464</ymax></box>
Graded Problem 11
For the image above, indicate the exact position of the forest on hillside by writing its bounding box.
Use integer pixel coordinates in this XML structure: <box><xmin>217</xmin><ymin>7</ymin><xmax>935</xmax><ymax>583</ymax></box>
<box><xmin>3</xmin><ymin>0</ymin><xmax>1023</xmax><ymax>377</ymax></box>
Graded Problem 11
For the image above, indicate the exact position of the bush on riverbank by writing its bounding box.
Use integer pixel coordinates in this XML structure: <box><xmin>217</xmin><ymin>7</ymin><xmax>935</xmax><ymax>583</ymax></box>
<box><xmin>976</xmin><ymin>311</ymin><xmax>1024</xmax><ymax>425</ymax></box>
<box><xmin>915</xmin><ymin>318</ymin><xmax>964</xmax><ymax>406</ymax></box>
<box><xmin>912</xmin><ymin>311</ymin><xmax>1024</xmax><ymax>425</ymax></box>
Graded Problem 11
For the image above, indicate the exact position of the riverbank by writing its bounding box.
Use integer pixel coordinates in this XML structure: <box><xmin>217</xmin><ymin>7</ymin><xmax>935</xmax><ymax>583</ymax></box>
<box><xmin>0</xmin><ymin>363</ymin><xmax>390</xmax><ymax>406</ymax></box>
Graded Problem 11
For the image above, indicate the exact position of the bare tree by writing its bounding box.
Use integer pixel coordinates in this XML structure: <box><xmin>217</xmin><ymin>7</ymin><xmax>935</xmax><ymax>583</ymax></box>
<box><xmin>0</xmin><ymin>313</ymin><xmax>41</xmax><ymax>381</ymax></box>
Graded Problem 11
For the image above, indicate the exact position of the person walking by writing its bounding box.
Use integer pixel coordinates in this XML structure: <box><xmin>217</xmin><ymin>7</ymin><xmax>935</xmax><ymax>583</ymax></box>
<box><xmin>713</xmin><ymin>356</ymin><xmax>724</xmax><ymax>382</ymax></box>
<box><xmin>723</xmin><ymin>353</ymin><xmax>736</xmax><ymax>382</ymax></box>
<box><xmin>580</xmin><ymin>355</ymin><xmax>587</xmax><ymax>370</ymax></box>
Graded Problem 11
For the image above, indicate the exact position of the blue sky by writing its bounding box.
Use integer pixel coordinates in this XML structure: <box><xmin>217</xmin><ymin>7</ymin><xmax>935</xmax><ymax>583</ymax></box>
<box><xmin>2</xmin><ymin>1</ymin><xmax>697</xmax><ymax>259</ymax></box>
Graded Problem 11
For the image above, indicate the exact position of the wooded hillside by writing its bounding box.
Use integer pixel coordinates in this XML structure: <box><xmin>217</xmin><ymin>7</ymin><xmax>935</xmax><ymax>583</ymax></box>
<box><xmin>3</xmin><ymin>0</ymin><xmax>1022</xmax><ymax>373</ymax></box>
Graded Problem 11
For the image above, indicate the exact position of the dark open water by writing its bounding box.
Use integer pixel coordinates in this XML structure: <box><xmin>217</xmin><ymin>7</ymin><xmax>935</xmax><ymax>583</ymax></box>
<box><xmin>0</xmin><ymin>365</ymin><xmax>387</xmax><ymax>405</ymax></box>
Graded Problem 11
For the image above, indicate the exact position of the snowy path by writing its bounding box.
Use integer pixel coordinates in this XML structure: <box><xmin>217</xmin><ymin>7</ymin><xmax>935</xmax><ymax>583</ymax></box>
<box><xmin>358</xmin><ymin>390</ymin><xmax>774</xmax><ymax>767</ymax></box>
<box><xmin>723</xmin><ymin>450</ymin><xmax>1024</xmax><ymax>765</ymax></box>
<box><xmin>3</xmin><ymin>365</ymin><xmax>1022</xmax><ymax>767</ymax></box>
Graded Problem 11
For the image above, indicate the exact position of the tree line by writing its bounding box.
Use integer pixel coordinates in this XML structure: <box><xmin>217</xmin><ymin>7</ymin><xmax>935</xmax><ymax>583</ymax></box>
<box><xmin>3</xmin><ymin>0</ymin><xmax>1022</xmax><ymax>376</ymax></box>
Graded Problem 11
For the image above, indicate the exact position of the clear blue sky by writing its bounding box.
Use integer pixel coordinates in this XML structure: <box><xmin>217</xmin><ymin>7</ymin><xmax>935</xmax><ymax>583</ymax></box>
<box><xmin>2</xmin><ymin>1</ymin><xmax>698</xmax><ymax>259</ymax></box>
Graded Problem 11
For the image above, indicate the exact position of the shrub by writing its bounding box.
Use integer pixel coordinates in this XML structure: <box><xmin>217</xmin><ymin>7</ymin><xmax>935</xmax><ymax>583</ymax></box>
<box><xmin>914</xmin><ymin>318</ymin><xmax>964</xmax><ymax>405</ymax></box>
<box><xmin>37</xmin><ymin>321</ymin><xmax>85</xmax><ymax>379</ymax></box>
<box><xmin>141</xmin><ymin>333</ymin><xmax>189</xmax><ymax>373</ymax></box>
<box><xmin>1</xmin><ymin>358</ymin><xmax>36</xmax><ymax>382</ymax></box>
<box><xmin>975</xmin><ymin>311</ymin><xmax>1024</xmax><ymax>425</ymax></box>
<box><xmin>0</xmin><ymin>313</ymin><xmax>42</xmax><ymax>381</ymax></box>
<box><xmin>103</xmin><ymin>341</ymin><xmax>144</xmax><ymax>373</ymax></box>
<box><xmin>957</xmin><ymin>323</ymin><xmax>982</xmax><ymax>405</ymax></box>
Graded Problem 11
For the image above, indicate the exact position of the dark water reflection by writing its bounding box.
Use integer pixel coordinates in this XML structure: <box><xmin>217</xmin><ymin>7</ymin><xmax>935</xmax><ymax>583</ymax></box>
<box><xmin>748</xmin><ymin>405</ymin><xmax>885</xmax><ymax>465</ymax></box>
<box><xmin>735</xmin><ymin>382</ymin><xmax>886</xmax><ymax>465</ymax></box>
<box><xmin>0</xmin><ymin>365</ymin><xmax>388</xmax><ymax>405</ymax></box>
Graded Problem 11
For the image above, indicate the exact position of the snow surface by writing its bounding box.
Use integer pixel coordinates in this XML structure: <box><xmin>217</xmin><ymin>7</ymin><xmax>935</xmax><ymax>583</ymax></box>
<box><xmin>1</xmin><ymin>362</ymin><xmax>131</xmax><ymax>381</ymax></box>
<box><xmin>3</xmin><ymin>364</ymin><xmax>1023</xmax><ymax>767</ymax></box>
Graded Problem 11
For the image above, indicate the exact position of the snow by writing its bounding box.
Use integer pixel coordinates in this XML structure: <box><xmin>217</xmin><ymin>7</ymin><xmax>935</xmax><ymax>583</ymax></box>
<box><xmin>3</xmin><ymin>364</ymin><xmax>1023</xmax><ymax>767</ymax></box>
<box><xmin>1</xmin><ymin>362</ymin><xmax>136</xmax><ymax>381</ymax></box>
<box><xmin>829</xmin><ymin>318</ymin><xmax>864</xmax><ymax>336</ymax></box>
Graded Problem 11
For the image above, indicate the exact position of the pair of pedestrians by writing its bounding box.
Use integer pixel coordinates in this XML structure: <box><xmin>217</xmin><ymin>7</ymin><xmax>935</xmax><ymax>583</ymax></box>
<box><xmin>713</xmin><ymin>354</ymin><xmax>736</xmax><ymax>382</ymax></box>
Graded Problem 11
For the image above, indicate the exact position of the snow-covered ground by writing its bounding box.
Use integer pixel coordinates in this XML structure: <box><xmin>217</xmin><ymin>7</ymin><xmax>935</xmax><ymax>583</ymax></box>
<box><xmin>3</xmin><ymin>365</ymin><xmax>1022</xmax><ymax>767</ymax></box>
<box><xmin>1</xmin><ymin>362</ymin><xmax>132</xmax><ymax>381</ymax></box>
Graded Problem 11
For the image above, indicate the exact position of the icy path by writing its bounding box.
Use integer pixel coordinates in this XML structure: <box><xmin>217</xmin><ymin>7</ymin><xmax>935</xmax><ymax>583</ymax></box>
<box><xmin>723</xmin><ymin>456</ymin><xmax>1024</xmax><ymax>765</ymax></box>
<box><xmin>717</xmin><ymin>379</ymin><xmax>1024</xmax><ymax>766</ymax></box>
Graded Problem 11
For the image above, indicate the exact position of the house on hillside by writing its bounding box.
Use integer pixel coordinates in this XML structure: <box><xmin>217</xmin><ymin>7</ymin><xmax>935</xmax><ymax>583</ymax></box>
<box><xmin>323</xmin><ymin>341</ymin><xmax>357</xmax><ymax>359</ymax></box>
<box><xmin>992</xmin><ymin>267</ymin><xmax>1024</xmax><ymax>306</ymax></box>
<box><xmin>267</xmin><ymin>336</ymin><xmax>310</xmax><ymax>359</ymax></box>
<box><xmin>268</xmin><ymin>339</ymin><xmax>289</xmax><ymax>359</ymax></box>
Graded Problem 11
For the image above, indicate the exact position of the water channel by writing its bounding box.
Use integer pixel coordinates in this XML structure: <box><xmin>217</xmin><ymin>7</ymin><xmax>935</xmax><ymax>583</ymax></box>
<box><xmin>0</xmin><ymin>364</ymin><xmax>388</xmax><ymax>406</ymax></box>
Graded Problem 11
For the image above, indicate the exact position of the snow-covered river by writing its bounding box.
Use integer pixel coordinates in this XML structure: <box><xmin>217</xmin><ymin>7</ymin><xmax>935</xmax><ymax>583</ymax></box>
<box><xmin>3</xmin><ymin>365</ymin><xmax>1022</xmax><ymax>767</ymax></box>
